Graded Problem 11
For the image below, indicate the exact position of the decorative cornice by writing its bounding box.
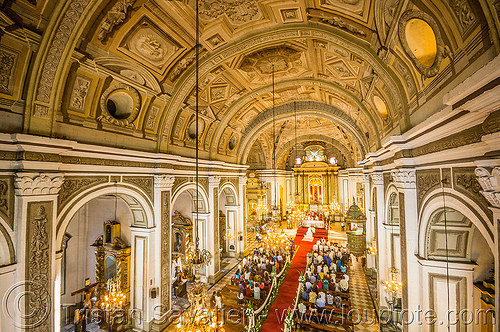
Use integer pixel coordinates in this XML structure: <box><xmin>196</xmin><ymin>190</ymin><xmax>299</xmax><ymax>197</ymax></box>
<box><xmin>239</xmin><ymin>175</ymin><xmax>248</xmax><ymax>184</ymax></box>
<box><xmin>15</xmin><ymin>174</ymin><xmax>63</xmax><ymax>196</ymax></box>
<box><xmin>390</xmin><ymin>169</ymin><xmax>416</xmax><ymax>188</ymax></box>
<box><xmin>475</xmin><ymin>167</ymin><xmax>500</xmax><ymax>207</ymax></box>
<box><xmin>154</xmin><ymin>175</ymin><xmax>175</xmax><ymax>190</ymax></box>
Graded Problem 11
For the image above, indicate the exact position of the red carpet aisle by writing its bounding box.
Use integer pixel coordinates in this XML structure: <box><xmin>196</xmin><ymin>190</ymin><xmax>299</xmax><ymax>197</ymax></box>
<box><xmin>260</xmin><ymin>228</ymin><xmax>327</xmax><ymax>332</ymax></box>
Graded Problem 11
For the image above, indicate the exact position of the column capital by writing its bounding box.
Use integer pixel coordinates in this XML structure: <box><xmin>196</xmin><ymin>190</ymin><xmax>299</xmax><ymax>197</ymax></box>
<box><xmin>15</xmin><ymin>173</ymin><xmax>64</xmax><ymax>196</ymax></box>
<box><xmin>475</xmin><ymin>167</ymin><xmax>500</xmax><ymax>207</ymax></box>
<box><xmin>208</xmin><ymin>175</ymin><xmax>221</xmax><ymax>187</ymax></box>
<box><xmin>370</xmin><ymin>172</ymin><xmax>384</xmax><ymax>186</ymax></box>
<box><xmin>154</xmin><ymin>175</ymin><xmax>175</xmax><ymax>190</ymax></box>
<box><xmin>239</xmin><ymin>174</ymin><xmax>248</xmax><ymax>184</ymax></box>
<box><xmin>363</xmin><ymin>173</ymin><xmax>371</xmax><ymax>183</ymax></box>
<box><xmin>390</xmin><ymin>169</ymin><xmax>416</xmax><ymax>189</ymax></box>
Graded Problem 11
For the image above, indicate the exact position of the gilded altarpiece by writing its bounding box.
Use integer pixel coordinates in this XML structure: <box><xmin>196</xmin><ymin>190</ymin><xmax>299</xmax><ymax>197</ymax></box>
<box><xmin>26</xmin><ymin>201</ymin><xmax>53</xmax><ymax>332</ymax></box>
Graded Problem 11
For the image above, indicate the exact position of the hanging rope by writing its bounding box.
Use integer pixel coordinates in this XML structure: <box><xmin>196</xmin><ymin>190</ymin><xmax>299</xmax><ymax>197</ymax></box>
<box><xmin>441</xmin><ymin>178</ymin><xmax>451</xmax><ymax>331</ymax></box>
<box><xmin>195</xmin><ymin>0</ymin><xmax>200</xmax><ymax>251</ymax></box>
<box><xmin>272</xmin><ymin>65</ymin><xmax>277</xmax><ymax>212</ymax></box>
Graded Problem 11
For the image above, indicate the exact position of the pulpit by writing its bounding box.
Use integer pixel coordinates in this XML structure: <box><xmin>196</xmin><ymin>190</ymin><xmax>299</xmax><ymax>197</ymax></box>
<box><xmin>345</xmin><ymin>204</ymin><xmax>367</xmax><ymax>257</ymax></box>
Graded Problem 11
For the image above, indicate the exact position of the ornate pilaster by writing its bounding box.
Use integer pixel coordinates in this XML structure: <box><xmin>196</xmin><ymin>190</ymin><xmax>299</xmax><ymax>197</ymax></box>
<box><xmin>14</xmin><ymin>173</ymin><xmax>63</xmax><ymax>332</ymax></box>
<box><xmin>153</xmin><ymin>175</ymin><xmax>175</xmax><ymax>315</ymax></box>
<box><xmin>208</xmin><ymin>176</ymin><xmax>221</xmax><ymax>282</ymax></box>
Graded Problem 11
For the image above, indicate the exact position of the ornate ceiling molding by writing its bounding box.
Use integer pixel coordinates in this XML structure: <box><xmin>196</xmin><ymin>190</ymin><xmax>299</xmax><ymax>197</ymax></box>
<box><xmin>159</xmin><ymin>25</ymin><xmax>408</xmax><ymax>152</ymax></box>
<box><xmin>237</xmin><ymin>100</ymin><xmax>369</xmax><ymax>164</ymax></box>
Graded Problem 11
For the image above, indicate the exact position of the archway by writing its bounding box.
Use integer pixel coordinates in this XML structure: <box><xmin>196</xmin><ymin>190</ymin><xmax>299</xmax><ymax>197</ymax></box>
<box><xmin>218</xmin><ymin>184</ymin><xmax>239</xmax><ymax>260</ymax></box>
<box><xmin>57</xmin><ymin>190</ymin><xmax>151</xmax><ymax>332</ymax></box>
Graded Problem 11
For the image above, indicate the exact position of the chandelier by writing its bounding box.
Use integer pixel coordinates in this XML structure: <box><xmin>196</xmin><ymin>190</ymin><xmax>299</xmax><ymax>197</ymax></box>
<box><xmin>382</xmin><ymin>267</ymin><xmax>402</xmax><ymax>298</ymax></box>
<box><xmin>367</xmin><ymin>240</ymin><xmax>377</xmax><ymax>256</ymax></box>
<box><xmin>97</xmin><ymin>278</ymin><xmax>126</xmax><ymax>310</ymax></box>
<box><xmin>176</xmin><ymin>0</ymin><xmax>219</xmax><ymax>330</ymax></box>
<box><xmin>262</xmin><ymin>229</ymin><xmax>290</xmax><ymax>252</ymax></box>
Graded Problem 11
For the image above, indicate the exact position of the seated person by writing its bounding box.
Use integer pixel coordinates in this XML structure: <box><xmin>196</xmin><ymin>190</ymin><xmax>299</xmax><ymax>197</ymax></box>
<box><xmin>326</xmin><ymin>293</ymin><xmax>334</xmax><ymax>306</ymax></box>
<box><xmin>309</xmin><ymin>291</ymin><xmax>317</xmax><ymax>304</ymax></box>
<box><xmin>237</xmin><ymin>291</ymin><xmax>245</xmax><ymax>304</ymax></box>
<box><xmin>339</xmin><ymin>279</ymin><xmax>349</xmax><ymax>292</ymax></box>
<box><xmin>298</xmin><ymin>300</ymin><xmax>307</xmax><ymax>318</ymax></box>
<box><xmin>316</xmin><ymin>295</ymin><xmax>326</xmax><ymax>313</ymax></box>
<box><xmin>305</xmin><ymin>281</ymin><xmax>312</xmax><ymax>292</ymax></box>
<box><xmin>301</xmin><ymin>290</ymin><xmax>309</xmax><ymax>301</ymax></box>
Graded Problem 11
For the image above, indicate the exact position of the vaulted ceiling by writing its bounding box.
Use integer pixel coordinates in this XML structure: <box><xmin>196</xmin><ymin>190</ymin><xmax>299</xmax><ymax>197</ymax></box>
<box><xmin>3</xmin><ymin>0</ymin><xmax>499</xmax><ymax>168</ymax></box>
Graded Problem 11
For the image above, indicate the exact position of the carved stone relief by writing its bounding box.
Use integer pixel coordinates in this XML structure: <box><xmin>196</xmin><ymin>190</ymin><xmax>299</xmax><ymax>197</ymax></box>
<box><xmin>69</xmin><ymin>75</ymin><xmax>92</xmax><ymax>112</ymax></box>
<box><xmin>58</xmin><ymin>176</ymin><xmax>108</xmax><ymax>213</ymax></box>
<box><xmin>98</xmin><ymin>0</ymin><xmax>136</xmax><ymax>41</ymax></box>
<box><xmin>122</xmin><ymin>176</ymin><xmax>154</xmax><ymax>200</ymax></box>
<box><xmin>392</xmin><ymin>56</ymin><xmax>417</xmax><ymax>98</ymax></box>
<box><xmin>160</xmin><ymin>190</ymin><xmax>171</xmax><ymax>311</ymax></box>
<box><xmin>170</xmin><ymin>53</ymin><xmax>195</xmax><ymax>81</ymax></box>
<box><xmin>416</xmin><ymin>169</ymin><xmax>441</xmax><ymax>211</ymax></box>
<box><xmin>307</xmin><ymin>9</ymin><xmax>367</xmax><ymax>37</ymax></box>
<box><xmin>124</xmin><ymin>20</ymin><xmax>182</xmax><ymax>68</ymax></box>
<box><xmin>36</xmin><ymin>0</ymin><xmax>92</xmax><ymax>104</ymax></box>
<box><xmin>453</xmin><ymin>167</ymin><xmax>492</xmax><ymax>217</ymax></box>
<box><xmin>475</xmin><ymin>167</ymin><xmax>500</xmax><ymax>208</ymax></box>
<box><xmin>448</xmin><ymin>0</ymin><xmax>477</xmax><ymax>35</ymax></box>
<box><xmin>15</xmin><ymin>174</ymin><xmax>63</xmax><ymax>196</ymax></box>
<box><xmin>0</xmin><ymin>48</ymin><xmax>17</xmax><ymax>95</ymax></box>
<box><xmin>145</xmin><ymin>105</ymin><xmax>160</xmax><ymax>131</ymax></box>
<box><xmin>0</xmin><ymin>176</ymin><xmax>14</xmax><ymax>229</ymax></box>
<box><xmin>198</xmin><ymin>0</ymin><xmax>261</xmax><ymax>25</ymax></box>
<box><xmin>33</xmin><ymin>105</ymin><xmax>49</xmax><ymax>119</ymax></box>
<box><xmin>26</xmin><ymin>201</ymin><xmax>53</xmax><ymax>331</ymax></box>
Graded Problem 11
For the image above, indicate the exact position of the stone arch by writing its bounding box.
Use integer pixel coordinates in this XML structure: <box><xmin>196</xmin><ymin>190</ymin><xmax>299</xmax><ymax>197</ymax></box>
<box><xmin>56</xmin><ymin>183</ymin><xmax>154</xmax><ymax>251</ymax></box>
<box><xmin>171</xmin><ymin>182</ymin><xmax>210</xmax><ymax>214</ymax></box>
<box><xmin>237</xmin><ymin>101</ymin><xmax>369</xmax><ymax>164</ymax></box>
<box><xmin>219</xmin><ymin>182</ymin><xmax>238</xmax><ymax>206</ymax></box>
<box><xmin>273</xmin><ymin>134</ymin><xmax>355</xmax><ymax>169</ymax></box>
<box><xmin>0</xmin><ymin>217</ymin><xmax>15</xmax><ymax>266</ymax></box>
<box><xmin>162</xmin><ymin>25</ymin><xmax>409</xmax><ymax>152</ymax></box>
<box><xmin>418</xmin><ymin>188</ymin><xmax>495</xmax><ymax>258</ymax></box>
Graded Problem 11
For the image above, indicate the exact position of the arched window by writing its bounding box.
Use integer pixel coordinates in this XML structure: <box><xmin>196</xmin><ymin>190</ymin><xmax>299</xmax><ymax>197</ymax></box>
<box><xmin>388</xmin><ymin>193</ymin><xmax>399</xmax><ymax>225</ymax></box>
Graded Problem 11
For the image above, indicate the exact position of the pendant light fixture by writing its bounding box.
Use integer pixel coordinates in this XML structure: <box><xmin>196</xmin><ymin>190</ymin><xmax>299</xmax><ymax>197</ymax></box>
<box><xmin>271</xmin><ymin>64</ymin><xmax>280</xmax><ymax>218</ymax></box>
<box><xmin>181</xmin><ymin>0</ymin><xmax>212</xmax><ymax>279</ymax></box>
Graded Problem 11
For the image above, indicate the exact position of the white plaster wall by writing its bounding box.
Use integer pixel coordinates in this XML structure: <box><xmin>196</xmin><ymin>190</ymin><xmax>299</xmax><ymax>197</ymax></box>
<box><xmin>0</xmin><ymin>264</ymin><xmax>16</xmax><ymax>332</ymax></box>
<box><xmin>172</xmin><ymin>192</ymin><xmax>192</xmax><ymax>220</ymax></box>
<box><xmin>470</xmin><ymin>229</ymin><xmax>494</xmax><ymax>282</ymax></box>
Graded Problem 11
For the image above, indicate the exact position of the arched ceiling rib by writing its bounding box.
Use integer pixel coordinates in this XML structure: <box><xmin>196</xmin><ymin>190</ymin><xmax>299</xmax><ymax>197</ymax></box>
<box><xmin>15</xmin><ymin>0</ymin><xmax>495</xmax><ymax>168</ymax></box>
<box><xmin>237</xmin><ymin>101</ymin><xmax>368</xmax><ymax>165</ymax></box>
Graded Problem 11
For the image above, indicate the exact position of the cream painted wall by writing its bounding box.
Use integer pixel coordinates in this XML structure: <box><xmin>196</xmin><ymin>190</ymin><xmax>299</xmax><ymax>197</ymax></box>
<box><xmin>0</xmin><ymin>265</ymin><xmax>16</xmax><ymax>332</ymax></box>
<box><xmin>470</xmin><ymin>229</ymin><xmax>494</xmax><ymax>282</ymax></box>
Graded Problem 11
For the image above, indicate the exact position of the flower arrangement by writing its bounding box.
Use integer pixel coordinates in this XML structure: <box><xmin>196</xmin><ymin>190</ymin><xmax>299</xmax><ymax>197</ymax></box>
<box><xmin>284</xmin><ymin>307</ymin><xmax>295</xmax><ymax>330</ymax></box>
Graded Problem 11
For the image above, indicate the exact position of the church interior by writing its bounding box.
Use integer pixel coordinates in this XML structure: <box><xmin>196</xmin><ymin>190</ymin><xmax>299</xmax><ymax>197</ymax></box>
<box><xmin>0</xmin><ymin>0</ymin><xmax>499</xmax><ymax>331</ymax></box>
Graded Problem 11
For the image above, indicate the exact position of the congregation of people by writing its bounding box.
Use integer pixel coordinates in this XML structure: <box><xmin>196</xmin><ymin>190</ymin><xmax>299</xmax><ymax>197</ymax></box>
<box><xmin>230</xmin><ymin>246</ymin><xmax>289</xmax><ymax>304</ymax></box>
<box><xmin>298</xmin><ymin>239</ymin><xmax>352</xmax><ymax>319</ymax></box>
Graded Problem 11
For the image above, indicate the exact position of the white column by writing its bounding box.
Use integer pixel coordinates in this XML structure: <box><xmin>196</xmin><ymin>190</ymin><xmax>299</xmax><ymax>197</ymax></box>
<box><xmin>208</xmin><ymin>176</ymin><xmax>221</xmax><ymax>283</ymax></box>
<box><xmin>14</xmin><ymin>173</ymin><xmax>63</xmax><ymax>332</ymax></box>
<box><xmin>153</xmin><ymin>175</ymin><xmax>174</xmax><ymax>326</ymax></box>
<box><xmin>238</xmin><ymin>175</ymin><xmax>247</xmax><ymax>257</ymax></box>
<box><xmin>391</xmin><ymin>169</ymin><xmax>420</xmax><ymax>332</ymax></box>
<box><xmin>475</xmin><ymin>167</ymin><xmax>500</xmax><ymax>332</ymax></box>
<box><xmin>371</xmin><ymin>172</ymin><xmax>387</xmax><ymax>308</ymax></box>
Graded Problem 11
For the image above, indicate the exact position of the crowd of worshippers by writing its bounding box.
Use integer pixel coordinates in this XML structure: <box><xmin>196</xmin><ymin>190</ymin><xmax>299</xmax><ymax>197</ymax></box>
<box><xmin>231</xmin><ymin>246</ymin><xmax>289</xmax><ymax>303</ymax></box>
<box><xmin>300</xmin><ymin>239</ymin><xmax>351</xmax><ymax>313</ymax></box>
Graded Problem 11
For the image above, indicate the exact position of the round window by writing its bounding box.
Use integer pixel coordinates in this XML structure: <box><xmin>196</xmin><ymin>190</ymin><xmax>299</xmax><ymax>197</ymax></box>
<box><xmin>404</xmin><ymin>18</ymin><xmax>437</xmax><ymax>68</ymax></box>
<box><xmin>187</xmin><ymin>120</ymin><xmax>204</xmax><ymax>139</ymax></box>
<box><xmin>228</xmin><ymin>136</ymin><xmax>237</xmax><ymax>150</ymax></box>
<box><xmin>106</xmin><ymin>91</ymin><xmax>135</xmax><ymax>120</ymax></box>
